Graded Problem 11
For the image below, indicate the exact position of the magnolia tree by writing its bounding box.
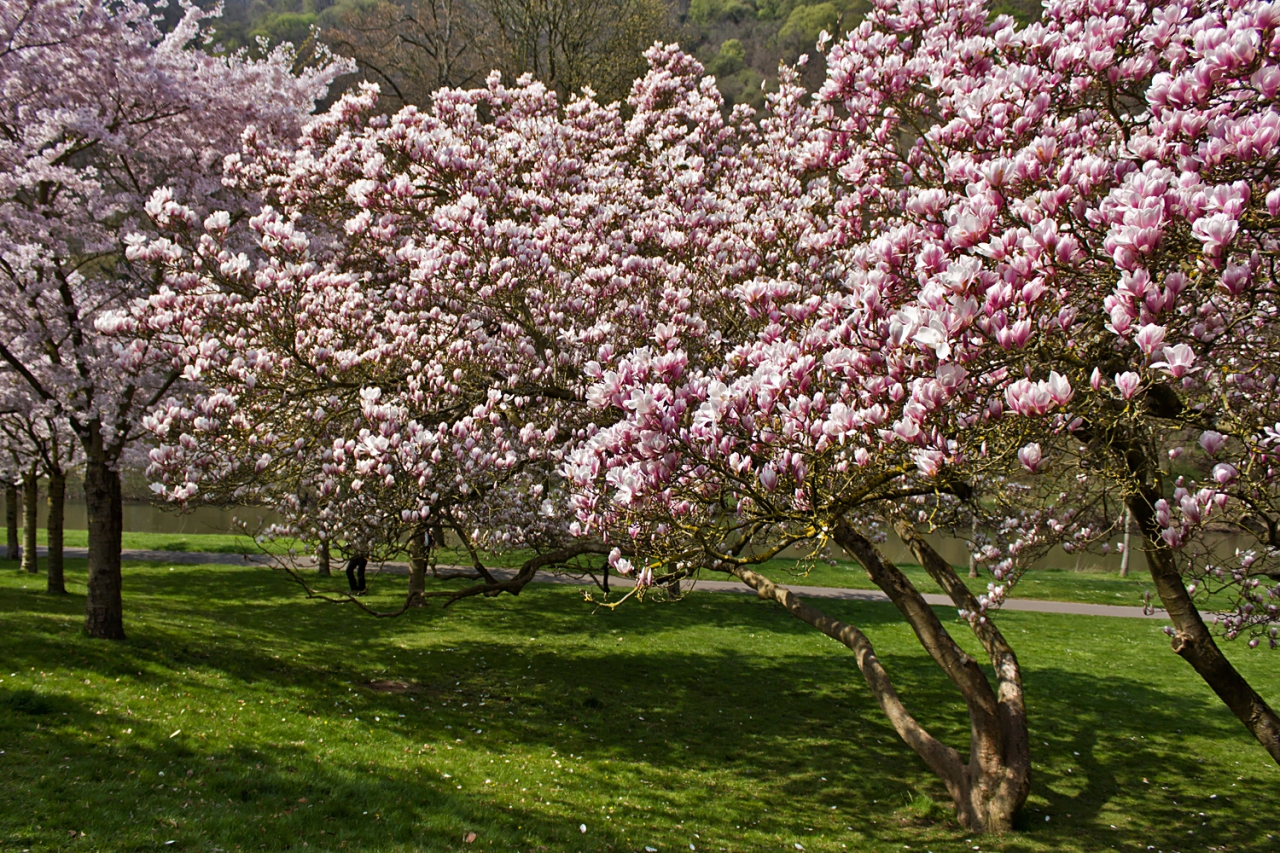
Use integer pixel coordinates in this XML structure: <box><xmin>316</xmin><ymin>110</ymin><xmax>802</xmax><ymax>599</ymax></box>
<box><xmin>758</xmin><ymin>0</ymin><xmax>1280</xmax><ymax>762</ymax></box>
<box><xmin>0</xmin><ymin>0</ymin><xmax>347</xmax><ymax>638</ymax></box>
<box><xmin>572</xmin><ymin>0</ymin><xmax>1280</xmax><ymax>823</ymax></box>
<box><xmin>128</xmin><ymin>48</ymin><xmax>749</xmax><ymax>606</ymax></box>
<box><xmin>565</xmin><ymin>60</ymin><xmax>1048</xmax><ymax>838</ymax></box>
<box><xmin>134</xmin><ymin>44</ymin><xmax>1052</xmax><ymax>831</ymax></box>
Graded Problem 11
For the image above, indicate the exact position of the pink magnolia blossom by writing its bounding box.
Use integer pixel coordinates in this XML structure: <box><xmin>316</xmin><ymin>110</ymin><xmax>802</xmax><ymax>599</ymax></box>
<box><xmin>1115</xmin><ymin>372</ymin><xmax>1142</xmax><ymax>400</ymax></box>
<box><xmin>1017</xmin><ymin>443</ymin><xmax>1044</xmax><ymax>474</ymax></box>
<box><xmin>1200</xmin><ymin>431</ymin><xmax>1227</xmax><ymax>456</ymax></box>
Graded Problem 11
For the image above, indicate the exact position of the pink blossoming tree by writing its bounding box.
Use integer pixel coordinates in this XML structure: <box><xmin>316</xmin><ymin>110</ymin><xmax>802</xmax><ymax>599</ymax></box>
<box><xmin>0</xmin><ymin>0</ymin><xmax>346</xmax><ymax>637</ymax></box>
<box><xmin>129</xmin><ymin>48</ymin><xmax>751</xmax><ymax>606</ymax></box>
<box><xmin>786</xmin><ymin>0</ymin><xmax>1280</xmax><ymax>762</ymax></box>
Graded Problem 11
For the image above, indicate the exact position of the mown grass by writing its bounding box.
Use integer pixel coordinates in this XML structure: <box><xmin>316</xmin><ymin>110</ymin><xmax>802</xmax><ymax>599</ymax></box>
<box><xmin>3</xmin><ymin>558</ymin><xmax>1278</xmax><ymax>852</ymax></box>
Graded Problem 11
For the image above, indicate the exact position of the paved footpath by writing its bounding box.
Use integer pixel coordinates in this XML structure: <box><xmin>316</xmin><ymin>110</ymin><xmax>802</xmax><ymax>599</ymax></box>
<box><xmin>53</xmin><ymin>546</ymin><xmax>1164</xmax><ymax>619</ymax></box>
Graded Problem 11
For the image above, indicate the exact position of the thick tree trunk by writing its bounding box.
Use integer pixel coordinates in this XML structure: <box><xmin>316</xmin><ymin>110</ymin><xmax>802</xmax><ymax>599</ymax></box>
<box><xmin>1118</xmin><ymin>508</ymin><xmax>1132</xmax><ymax>578</ymax></box>
<box><xmin>408</xmin><ymin>528</ymin><xmax>427</xmax><ymax>605</ymax></box>
<box><xmin>1128</xmin><ymin>491</ymin><xmax>1280</xmax><ymax>764</ymax></box>
<box><xmin>734</xmin><ymin>536</ymin><xmax>1026</xmax><ymax>834</ymax></box>
<box><xmin>20</xmin><ymin>466</ymin><xmax>37</xmax><ymax>574</ymax></box>
<box><xmin>317</xmin><ymin>540</ymin><xmax>331</xmax><ymax>576</ymax></box>
<box><xmin>46</xmin><ymin>469</ymin><xmax>65</xmax><ymax>594</ymax></box>
<box><xmin>83</xmin><ymin>439</ymin><xmax>124</xmax><ymax>640</ymax></box>
<box><xmin>891</xmin><ymin>522</ymin><xmax>1031</xmax><ymax>831</ymax></box>
<box><xmin>5</xmin><ymin>483</ymin><xmax>17</xmax><ymax>560</ymax></box>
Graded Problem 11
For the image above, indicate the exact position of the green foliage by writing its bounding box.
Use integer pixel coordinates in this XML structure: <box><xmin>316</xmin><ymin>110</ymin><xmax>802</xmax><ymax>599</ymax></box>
<box><xmin>989</xmin><ymin>0</ymin><xmax>1044</xmax><ymax>25</ymax></box>
<box><xmin>247</xmin><ymin>10</ymin><xmax>319</xmax><ymax>46</ymax></box>
<box><xmin>706</xmin><ymin>38</ymin><xmax>747</xmax><ymax>76</ymax></box>
<box><xmin>777</xmin><ymin>1</ymin><xmax>838</xmax><ymax>46</ymax></box>
<box><xmin>689</xmin><ymin>0</ymin><xmax>756</xmax><ymax>26</ymax></box>
<box><xmin>2</xmin><ymin>560</ymin><xmax>1279</xmax><ymax>851</ymax></box>
<box><xmin>754</xmin><ymin>0</ymin><xmax>791</xmax><ymax>21</ymax></box>
<box><xmin>715</xmin><ymin>66</ymin><xmax>765</xmax><ymax>110</ymax></box>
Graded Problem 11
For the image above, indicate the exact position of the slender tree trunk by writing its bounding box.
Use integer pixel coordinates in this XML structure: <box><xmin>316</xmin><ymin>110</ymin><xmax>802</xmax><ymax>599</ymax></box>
<box><xmin>20</xmin><ymin>465</ymin><xmax>37</xmax><ymax>574</ymax></box>
<box><xmin>968</xmin><ymin>518</ymin><xmax>979</xmax><ymax>579</ymax></box>
<box><xmin>723</xmin><ymin>519</ymin><xmax>1029</xmax><ymax>833</ymax></box>
<box><xmin>46</xmin><ymin>469</ymin><xmax>65</xmax><ymax>594</ymax></box>
<box><xmin>82</xmin><ymin>431</ymin><xmax>124</xmax><ymax>640</ymax></box>
<box><xmin>1127</xmin><ymin>490</ymin><xmax>1280</xmax><ymax>764</ymax></box>
<box><xmin>1118</xmin><ymin>508</ymin><xmax>1132</xmax><ymax>578</ymax></box>
<box><xmin>317</xmin><ymin>540</ymin><xmax>331</xmax><ymax>576</ymax></box>
<box><xmin>5</xmin><ymin>483</ymin><xmax>17</xmax><ymax>560</ymax></box>
<box><xmin>408</xmin><ymin>527</ymin><xmax>427</xmax><ymax>606</ymax></box>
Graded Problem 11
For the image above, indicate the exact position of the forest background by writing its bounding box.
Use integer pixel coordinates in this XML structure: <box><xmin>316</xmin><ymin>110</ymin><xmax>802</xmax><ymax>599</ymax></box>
<box><xmin>210</xmin><ymin>0</ymin><xmax>1043</xmax><ymax>114</ymax></box>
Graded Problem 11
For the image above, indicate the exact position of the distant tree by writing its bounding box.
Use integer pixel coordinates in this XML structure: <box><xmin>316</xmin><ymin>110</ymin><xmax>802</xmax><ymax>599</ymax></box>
<box><xmin>324</xmin><ymin>0</ymin><xmax>483</xmax><ymax>105</ymax></box>
<box><xmin>0</xmin><ymin>400</ymin><xmax>79</xmax><ymax>594</ymax></box>
<box><xmin>323</xmin><ymin>0</ymin><xmax>674</xmax><ymax>108</ymax></box>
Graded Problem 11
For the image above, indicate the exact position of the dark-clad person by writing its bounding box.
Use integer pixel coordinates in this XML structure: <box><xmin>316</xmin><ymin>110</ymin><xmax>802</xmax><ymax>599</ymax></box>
<box><xmin>346</xmin><ymin>554</ymin><xmax>368</xmax><ymax>595</ymax></box>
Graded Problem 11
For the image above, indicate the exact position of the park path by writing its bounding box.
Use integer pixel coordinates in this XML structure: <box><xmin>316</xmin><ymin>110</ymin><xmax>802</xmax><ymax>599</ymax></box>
<box><xmin>52</xmin><ymin>546</ymin><xmax>1164</xmax><ymax>619</ymax></box>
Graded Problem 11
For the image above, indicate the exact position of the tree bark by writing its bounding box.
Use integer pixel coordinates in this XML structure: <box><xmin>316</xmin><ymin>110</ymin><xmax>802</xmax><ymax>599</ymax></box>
<box><xmin>893</xmin><ymin>522</ymin><xmax>1032</xmax><ymax>830</ymax></box>
<box><xmin>20</xmin><ymin>465</ymin><xmax>37</xmax><ymax>574</ymax></box>
<box><xmin>1128</xmin><ymin>490</ymin><xmax>1280</xmax><ymax>764</ymax></box>
<box><xmin>317</xmin><ymin>540</ymin><xmax>331</xmax><ymax>576</ymax></box>
<box><xmin>968</xmin><ymin>518</ymin><xmax>979</xmax><ymax>579</ymax></box>
<box><xmin>46</xmin><ymin>468</ymin><xmax>66</xmax><ymax>594</ymax></box>
<box><xmin>82</xmin><ymin>436</ymin><xmax>125</xmax><ymax>640</ymax></box>
<box><xmin>1118</xmin><ymin>508</ymin><xmax>1132</xmax><ymax>578</ymax></box>
<box><xmin>5</xmin><ymin>483</ymin><xmax>17</xmax><ymax>560</ymax></box>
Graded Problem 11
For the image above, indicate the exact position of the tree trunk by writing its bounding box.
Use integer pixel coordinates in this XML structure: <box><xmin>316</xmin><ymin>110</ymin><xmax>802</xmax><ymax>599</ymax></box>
<box><xmin>835</xmin><ymin>521</ymin><xmax>1030</xmax><ymax>832</ymax></box>
<box><xmin>20</xmin><ymin>466</ymin><xmax>37</xmax><ymax>574</ymax></box>
<box><xmin>46</xmin><ymin>469</ymin><xmax>66</xmax><ymax>594</ymax></box>
<box><xmin>408</xmin><ymin>527</ymin><xmax>427</xmax><ymax>606</ymax></box>
<box><xmin>317</xmin><ymin>540</ymin><xmax>331</xmax><ymax>576</ymax></box>
<box><xmin>5</xmin><ymin>483</ymin><xmax>17</xmax><ymax>560</ymax></box>
<box><xmin>1118</xmin><ymin>508</ymin><xmax>1132</xmax><ymax>578</ymax></box>
<box><xmin>1127</xmin><ymin>491</ymin><xmax>1280</xmax><ymax>764</ymax></box>
<box><xmin>723</xmin><ymin>519</ymin><xmax>1029</xmax><ymax>833</ymax></box>
<box><xmin>733</xmin><ymin>530</ymin><xmax>1028</xmax><ymax>834</ymax></box>
<box><xmin>82</xmin><ymin>436</ymin><xmax>125</xmax><ymax>640</ymax></box>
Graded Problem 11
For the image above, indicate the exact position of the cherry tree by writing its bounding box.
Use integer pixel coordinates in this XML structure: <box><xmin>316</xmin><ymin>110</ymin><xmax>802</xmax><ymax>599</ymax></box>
<box><xmin>0</xmin><ymin>0</ymin><xmax>347</xmax><ymax>637</ymax></box>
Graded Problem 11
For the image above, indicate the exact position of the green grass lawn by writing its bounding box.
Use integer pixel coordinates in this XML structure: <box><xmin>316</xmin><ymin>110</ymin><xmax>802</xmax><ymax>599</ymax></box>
<box><xmin>750</xmin><ymin>557</ymin><xmax>1160</xmax><ymax>607</ymax></box>
<box><xmin>21</xmin><ymin>530</ymin><xmax>1169</xmax><ymax>608</ymax></box>
<box><xmin>433</xmin><ymin>547</ymin><xmax>1161</xmax><ymax>608</ymax></box>
<box><xmin>26</xmin><ymin>528</ymin><xmax>299</xmax><ymax>556</ymax></box>
<box><xmin>2</xmin><ymin>559</ymin><xmax>1278</xmax><ymax>852</ymax></box>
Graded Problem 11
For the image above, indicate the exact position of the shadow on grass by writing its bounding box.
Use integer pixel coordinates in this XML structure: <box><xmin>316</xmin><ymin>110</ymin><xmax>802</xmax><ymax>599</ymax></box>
<box><xmin>1</xmin><ymin>560</ymin><xmax>1276</xmax><ymax>852</ymax></box>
